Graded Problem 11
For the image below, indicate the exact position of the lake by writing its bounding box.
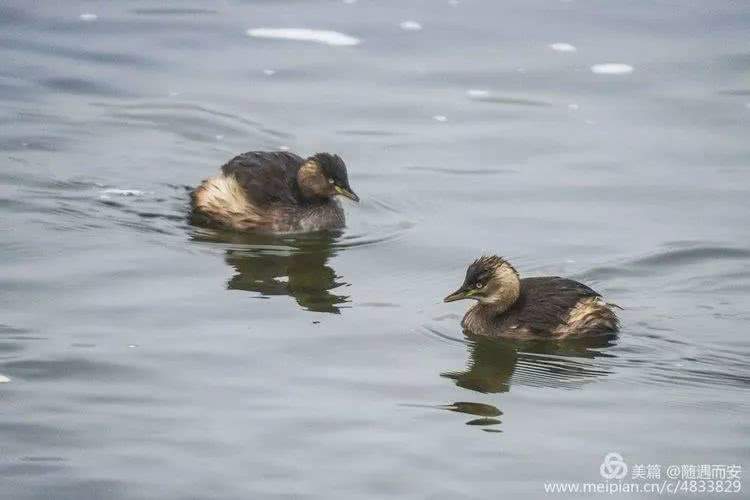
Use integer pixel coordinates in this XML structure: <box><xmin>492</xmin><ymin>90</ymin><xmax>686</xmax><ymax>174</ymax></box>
<box><xmin>1</xmin><ymin>1</ymin><xmax>748</xmax><ymax>498</ymax></box>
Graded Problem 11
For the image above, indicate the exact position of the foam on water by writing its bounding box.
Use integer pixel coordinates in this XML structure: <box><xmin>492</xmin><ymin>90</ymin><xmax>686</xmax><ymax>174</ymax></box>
<box><xmin>466</xmin><ymin>89</ymin><xmax>490</xmax><ymax>98</ymax></box>
<box><xmin>100</xmin><ymin>189</ymin><xmax>145</xmax><ymax>197</ymax></box>
<box><xmin>549</xmin><ymin>42</ymin><xmax>576</xmax><ymax>52</ymax></box>
<box><xmin>246</xmin><ymin>28</ymin><xmax>361</xmax><ymax>46</ymax></box>
<box><xmin>399</xmin><ymin>21</ymin><xmax>423</xmax><ymax>31</ymax></box>
<box><xmin>591</xmin><ymin>63</ymin><xmax>634</xmax><ymax>75</ymax></box>
<box><xmin>79</xmin><ymin>13</ymin><xmax>98</xmax><ymax>22</ymax></box>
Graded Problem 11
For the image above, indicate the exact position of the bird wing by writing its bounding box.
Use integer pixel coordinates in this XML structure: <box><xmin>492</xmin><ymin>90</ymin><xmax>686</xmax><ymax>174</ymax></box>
<box><xmin>509</xmin><ymin>277</ymin><xmax>601</xmax><ymax>334</ymax></box>
<box><xmin>220</xmin><ymin>151</ymin><xmax>305</xmax><ymax>206</ymax></box>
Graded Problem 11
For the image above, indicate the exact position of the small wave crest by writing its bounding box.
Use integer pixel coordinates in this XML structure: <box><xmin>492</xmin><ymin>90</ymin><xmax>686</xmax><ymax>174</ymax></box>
<box><xmin>246</xmin><ymin>28</ymin><xmax>360</xmax><ymax>47</ymax></box>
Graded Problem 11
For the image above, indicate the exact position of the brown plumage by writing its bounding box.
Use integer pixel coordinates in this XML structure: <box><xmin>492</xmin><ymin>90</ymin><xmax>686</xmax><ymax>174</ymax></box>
<box><xmin>444</xmin><ymin>256</ymin><xmax>619</xmax><ymax>339</ymax></box>
<box><xmin>190</xmin><ymin>151</ymin><xmax>358</xmax><ymax>233</ymax></box>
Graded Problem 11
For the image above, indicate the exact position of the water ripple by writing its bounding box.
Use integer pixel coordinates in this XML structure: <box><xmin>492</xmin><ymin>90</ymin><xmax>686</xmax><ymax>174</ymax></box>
<box><xmin>580</xmin><ymin>244</ymin><xmax>750</xmax><ymax>281</ymax></box>
<box><xmin>422</xmin><ymin>325</ymin><xmax>616</xmax><ymax>394</ymax></box>
<box><xmin>246</xmin><ymin>28</ymin><xmax>361</xmax><ymax>47</ymax></box>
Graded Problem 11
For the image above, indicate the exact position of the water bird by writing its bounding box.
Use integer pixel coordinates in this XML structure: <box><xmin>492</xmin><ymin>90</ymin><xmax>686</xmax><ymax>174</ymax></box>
<box><xmin>190</xmin><ymin>151</ymin><xmax>358</xmax><ymax>233</ymax></box>
<box><xmin>444</xmin><ymin>255</ymin><xmax>619</xmax><ymax>338</ymax></box>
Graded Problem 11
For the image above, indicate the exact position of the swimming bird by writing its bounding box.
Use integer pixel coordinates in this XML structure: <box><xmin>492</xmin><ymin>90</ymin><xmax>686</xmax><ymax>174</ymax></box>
<box><xmin>190</xmin><ymin>151</ymin><xmax>358</xmax><ymax>233</ymax></box>
<box><xmin>444</xmin><ymin>255</ymin><xmax>619</xmax><ymax>338</ymax></box>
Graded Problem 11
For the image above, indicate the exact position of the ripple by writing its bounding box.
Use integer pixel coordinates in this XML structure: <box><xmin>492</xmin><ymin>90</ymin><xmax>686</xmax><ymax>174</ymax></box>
<box><xmin>331</xmin><ymin>197</ymin><xmax>415</xmax><ymax>249</ymax></box>
<box><xmin>0</xmin><ymin>38</ymin><xmax>153</xmax><ymax>67</ymax></box>
<box><xmin>580</xmin><ymin>244</ymin><xmax>750</xmax><ymax>282</ymax></box>
<box><xmin>99</xmin><ymin>189</ymin><xmax>145</xmax><ymax>198</ymax></box>
<box><xmin>402</xmin><ymin>401</ymin><xmax>503</xmax><ymax>430</ymax></box>
<box><xmin>402</xmin><ymin>401</ymin><xmax>501</xmax><ymax>417</ymax></box>
<box><xmin>40</xmin><ymin>77</ymin><xmax>127</xmax><ymax>97</ymax></box>
<box><xmin>131</xmin><ymin>8</ymin><xmax>218</xmax><ymax>15</ymax></box>
<box><xmin>188</xmin><ymin>194</ymin><xmax>414</xmax><ymax>313</ymax></box>
<box><xmin>190</xmin><ymin>190</ymin><xmax>414</xmax><ymax>250</ymax></box>
<box><xmin>407</xmin><ymin>165</ymin><xmax>517</xmax><ymax>176</ymax></box>
<box><xmin>466</xmin><ymin>417</ymin><xmax>502</xmax><ymax>426</ymax></box>
<box><xmin>0</xmin><ymin>135</ymin><xmax>69</xmax><ymax>152</ymax></box>
<box><xmin>631</xmin><ymin>246</ymin><xmax>750</xmax><ymax>267</ymax></box>
<box><xmin>467</xmin><ymin>94</ymin><xmax>551</xmax><ymax>107</ymax></box>
<box><xmin>718</xmin><ymin>89</ymin><xmax>750</xmax><ymax>96</ymax></box>
<box><xmin>0</xmin><ymin>357</ymin><xmax>139</xmax><ymax>381</ymax></box>
<box><xmin>6</xmin><ymin>174</ymin><xmax>189</xmax><ymax>236</ymax></box>
<box><xmin>0</xmin><ymin>6</ymin><xmax>29</xmax><ymax>26</ymax></box>
<box><xmin>423</xmin><ymin>326</ymin><xmax>616</xmax><ymax>394</ymax></box>
<box><xmin>191</xmin><ymin>229</ymin><xmax>350</xmax><ymax>313</ymax></box>
<box><xmin>94</xmin><ymin>101</ymin><xmax>280</xmax><ymax>144</ymax></box>
<box><xmin>336</xmin><ymin>129</ymin><xmax>406</xmax><ymax>137</ymax></box>
<box><xmin>246</xmin><ymin>28</ymin><xmax>361</xmax><ymax>47</ymax></box>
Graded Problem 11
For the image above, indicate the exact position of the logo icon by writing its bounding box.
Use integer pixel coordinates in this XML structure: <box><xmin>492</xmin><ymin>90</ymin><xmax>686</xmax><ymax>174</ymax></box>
<box><xmin>600</xmin><ymin>452</ymin><xmax>628</xmax><ymax>480</ymax></box>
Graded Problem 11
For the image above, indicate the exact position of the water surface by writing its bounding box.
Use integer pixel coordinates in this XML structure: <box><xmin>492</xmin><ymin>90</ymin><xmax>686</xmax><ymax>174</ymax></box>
<box><xmin>1</xmin><ymin>1</ymin><xmax>749</xmax><ymax>498</ymax></box>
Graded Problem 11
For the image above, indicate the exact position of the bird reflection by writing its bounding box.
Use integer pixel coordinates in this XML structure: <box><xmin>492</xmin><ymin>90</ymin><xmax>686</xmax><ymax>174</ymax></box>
<box><xmin>191</xmin><ymin>229</ymin><xmax>349</xmax><ymax>313</ymax></box>
<box><xmin>443</xmin><ymin>333</ymin><xmax>617</xmax><ymax>393</ymax></box>
<box><xmin>430</xmin><ymin>333</ymin><xmax>617</xmax><ymax>431</ymax></box>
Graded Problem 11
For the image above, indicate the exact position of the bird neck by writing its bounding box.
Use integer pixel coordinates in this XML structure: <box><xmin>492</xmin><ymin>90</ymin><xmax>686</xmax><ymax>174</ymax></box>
<box><xmin>297</xmin><ymin>160</ymin><xmax>330</xmax><ymax>201</ymax></box>
<box><xmin>478</xmin><ymin>267</ymin><xmax>521</xmax><ymax>315</ymax></box>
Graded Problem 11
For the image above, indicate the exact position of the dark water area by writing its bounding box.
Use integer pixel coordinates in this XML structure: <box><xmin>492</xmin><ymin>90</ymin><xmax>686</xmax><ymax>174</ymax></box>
<box><xmin>1</xmin><ymin>1</ymin><xmax>749</xmax><ymax>498</ymax></box>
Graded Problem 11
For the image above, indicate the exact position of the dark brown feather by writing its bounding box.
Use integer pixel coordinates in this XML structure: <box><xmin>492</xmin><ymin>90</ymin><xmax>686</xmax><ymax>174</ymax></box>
<box><xmin>462</xmin><ymin>276</ymin><xmax>618</xmax><ymax>338</ymax></box>
<box><xmin>498</xmin><ymin>277</ymin><xmax>601</xmax><ymax>335</ymax></box>
<box><xmin>220</xmin><ymin>151</ymin><xmax>307</xmax><ymax>206</ymax></box>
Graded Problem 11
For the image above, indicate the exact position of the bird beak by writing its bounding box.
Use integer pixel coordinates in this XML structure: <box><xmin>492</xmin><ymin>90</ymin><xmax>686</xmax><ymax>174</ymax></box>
<box><xmin>335</xmin><ymin>185</ymin><xmax>359</xmax><ymax>202</ymax></box>
<box><xmin>443</xmin><ymin>286</ymin><xmax>473</xmax><ymax>303</ymax></box>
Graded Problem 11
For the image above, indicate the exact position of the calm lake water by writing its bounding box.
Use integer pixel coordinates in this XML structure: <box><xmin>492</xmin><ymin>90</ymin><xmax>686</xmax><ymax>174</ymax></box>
<box><xmin>1</xmin><ymin>1</ymin><xmax>749</xmax><ymax>499</ymax></box>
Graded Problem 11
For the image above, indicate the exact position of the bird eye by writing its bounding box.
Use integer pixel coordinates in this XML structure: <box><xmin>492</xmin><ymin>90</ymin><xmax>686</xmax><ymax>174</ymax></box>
<box><xmin>475</xmin><ymin>282</ymin><xmax>484</xmax><ymax>289</ymax></box>
<box><xmin>328</xmin><ymin>179</ymin><xmax>335</xmax><ymax>184</ymax></box>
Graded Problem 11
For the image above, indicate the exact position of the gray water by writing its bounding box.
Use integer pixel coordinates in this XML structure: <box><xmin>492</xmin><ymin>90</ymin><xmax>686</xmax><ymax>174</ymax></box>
<box><xmin>1</xmin><ymin>1</ymin><xmax>749</xmax><ymax>499</ymax></box>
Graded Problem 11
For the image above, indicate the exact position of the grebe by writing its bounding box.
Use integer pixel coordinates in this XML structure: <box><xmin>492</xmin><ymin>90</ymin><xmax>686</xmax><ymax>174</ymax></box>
<box><xmin>190</xmin><ymin>151</ymin><xmax>358</xmax><ymax>233</ymax></box>
<box><xmin>444</xmin><ymin>255</ymin><xmax>619</xmax><ymax>338</ymax></box>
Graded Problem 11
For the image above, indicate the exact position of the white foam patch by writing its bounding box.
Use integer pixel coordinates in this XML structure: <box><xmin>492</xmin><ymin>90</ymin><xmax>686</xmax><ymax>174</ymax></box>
<box><xmin>246</xmin><ymin>28</ymin><xmax>360</xmax><ymax>46</ymax></box>
<box><xmin>591</xmin><ymin>63</ymin><xmax>634</xmax><ymax>75</ymax></box>
<box><xmin>0</xmin><ymin>374</ymin><xmax>10</xmax><ymax>383</ymax></box>
<box><xmin>399</xmin><ymin>21</ymin><xmax>423</xmax><ymax>31</ymax></box>
<box><xmin>467</xmin><ymin>89</ymin><xmax>490</xmax><ymax>98</ymax></box>
<box><xmin>262</xmin><ymin>69</ymin><xmax>276</xmax><ymax>76</ymax></box>
<box><xmin>567</xmin><ymin>103</ymin><xmax>579</xmax><ymax>110</ymax></box>
<box><xmin>549</xmin><ymin>42</ymin><xmax>576</xmax><ymax>52</ymax></box>
<box><xmin>100</xmin><ymin>189</ymin><xmax>145</xmax><ymax>197</ymax></box>
<box><xmin>433</xmin><ymin>115</ymin><xmax>448</xmax><ymax>122</ymax></box>
<box><xmin>79</xmin><ymin>13</ymin><xmax>98</xmax><ymax>21</ymax></box>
